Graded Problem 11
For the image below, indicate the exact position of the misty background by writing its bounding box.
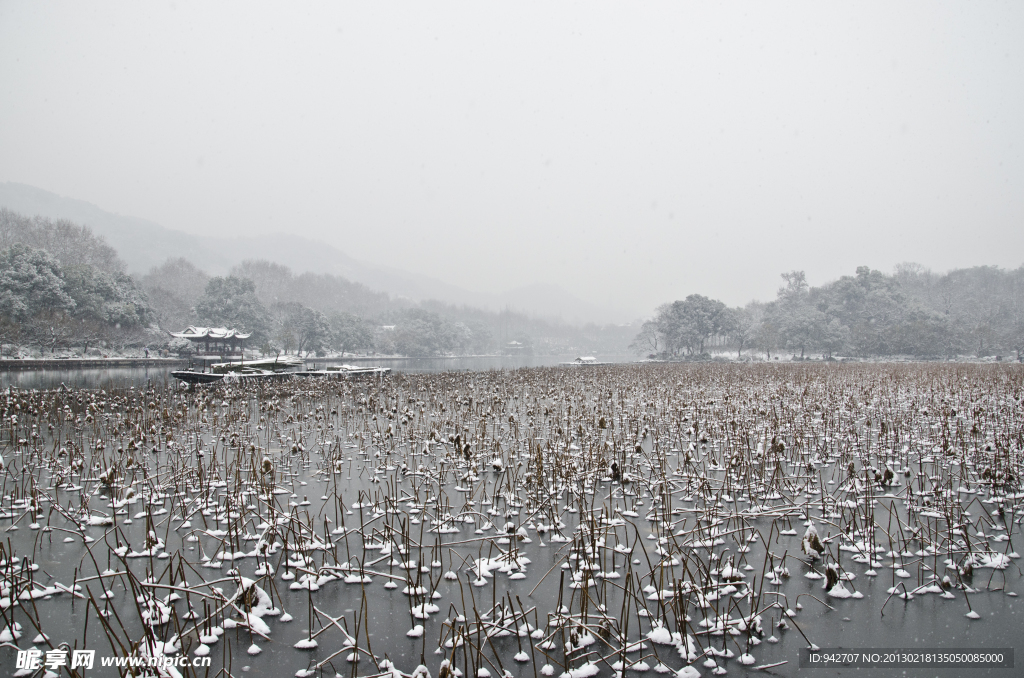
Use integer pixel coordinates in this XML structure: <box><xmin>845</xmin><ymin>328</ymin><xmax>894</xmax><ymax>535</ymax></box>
<box><xmin>0</xmin><ymin>3</ymin><xmax>1022</xmax><ymax>359</ymax></box>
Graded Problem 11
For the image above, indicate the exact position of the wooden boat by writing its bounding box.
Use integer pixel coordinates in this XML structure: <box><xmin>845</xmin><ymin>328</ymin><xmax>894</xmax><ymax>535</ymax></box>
<box><xmin>211</xmin><ymin>356</ymin><xmax>304</xmax><ymax>374</ymax></box>
<box><xmin>172</xmin><ymin>356</ymin><xmax>389</xmax><ymax>385</ymax></box>
<box><xmin>170</xmin><ymin>370</ymin><xmax>227</xmax><ymax>384</ymax></box>
<box><xmin>296</xmin><ymin>364</ymin><xmax>391</xmax><ymax>379</ymax></box>
<box><xmin>559</xmin><ymin>356</ymin><xmax>606</xmax><ymax>366</ymax></box>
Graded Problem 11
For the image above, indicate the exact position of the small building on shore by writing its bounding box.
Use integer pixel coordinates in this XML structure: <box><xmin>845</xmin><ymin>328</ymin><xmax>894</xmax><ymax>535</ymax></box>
<box><xmin>170</xmin><ymin>327</ymin><xmax>251</xmax><ymax>358</ymax></box>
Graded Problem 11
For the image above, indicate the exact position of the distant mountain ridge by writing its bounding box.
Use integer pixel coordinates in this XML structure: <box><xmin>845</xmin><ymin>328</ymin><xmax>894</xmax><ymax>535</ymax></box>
<box><xmin>0</xmin><ymin>182</ymin><xmax>623</xmax><ymax>324</ymax></box>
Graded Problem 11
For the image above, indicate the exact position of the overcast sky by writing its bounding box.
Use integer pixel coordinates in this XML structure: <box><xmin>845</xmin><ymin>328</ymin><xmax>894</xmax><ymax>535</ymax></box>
<box><xmin>1</xmin><ymin>2</ymin><xmax>1022</xmax><ymax>317</ymax></box>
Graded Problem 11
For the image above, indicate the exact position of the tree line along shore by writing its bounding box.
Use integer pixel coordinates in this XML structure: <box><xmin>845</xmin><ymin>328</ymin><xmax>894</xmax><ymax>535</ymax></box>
<box><xmin>2</xmin><ymin>207</ymin><xmax>1021</xmax><ymax>363</ymax></box>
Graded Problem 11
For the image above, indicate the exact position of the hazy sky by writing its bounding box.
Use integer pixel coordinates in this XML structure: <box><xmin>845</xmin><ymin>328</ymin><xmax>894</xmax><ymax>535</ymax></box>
<box><xmin>2</xmin><ymin>2</ymin><xmax>1022</xmax><ymax>317</ymax></box>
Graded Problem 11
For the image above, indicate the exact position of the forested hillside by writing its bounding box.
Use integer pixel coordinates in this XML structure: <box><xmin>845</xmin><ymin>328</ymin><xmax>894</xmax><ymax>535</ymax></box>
<box><xmin>6</xmin><ymin>205</ymin><xmax>1018</xmax><ymax>361</ymax></box>
<box><xmin>0</xmin><ymin>208</ymin><xmax>154</xmax><ymax>354</ymax></box>
<box><xmin>635</xmin><ymin>266</ymin><xmax>1024</xmax><ymax>360</ymax></box>
<box><xmin>144</xmin><ymin>255</ymin><xmax>635</xmax><ymax>357</ymax></box>
<box><xmin>0</xmin><ymin>208</ymin><xmax>634</xmax><ymax>357</ymax></box>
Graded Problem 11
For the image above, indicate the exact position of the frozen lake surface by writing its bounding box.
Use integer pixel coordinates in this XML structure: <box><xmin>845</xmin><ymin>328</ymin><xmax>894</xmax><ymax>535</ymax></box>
<box><xmin>0</xmin><ymin>362</ymin><xmax>1020</xmax><ymax>678</ymax></box>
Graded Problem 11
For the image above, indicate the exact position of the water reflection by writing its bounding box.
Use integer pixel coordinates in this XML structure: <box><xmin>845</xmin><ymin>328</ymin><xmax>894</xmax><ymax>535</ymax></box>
<box><xmin>0</xmin><ymin>365</ymin><xmax>178</xmax><ymax>390</ymax></box>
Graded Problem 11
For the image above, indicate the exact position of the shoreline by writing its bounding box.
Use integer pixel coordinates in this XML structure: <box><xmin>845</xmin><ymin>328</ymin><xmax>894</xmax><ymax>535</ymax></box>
<box><xmin>0</xmin><ymin>357</ymin><xmax>188</xmax><ymax>371</ymax></box>
<box><xmin>2</xmin><ymin>354</ymin><xmax>1019</xmax><ymax>372</ymax></box>
<box><xmin>0</xmin><ymin>354</ymin><xmax>556</xmax><ymax>372</ymax></box>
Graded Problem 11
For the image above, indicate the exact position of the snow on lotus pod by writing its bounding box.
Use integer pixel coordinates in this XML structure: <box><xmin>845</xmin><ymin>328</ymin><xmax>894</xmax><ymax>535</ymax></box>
<box><xmin>647</xmin><ymin>622</ymin><xmax>674</xmax><ymax>644</ymax></box>
<box><xmin>559</xmin><ymin>662</ymin><xmax>600</xmax><ymax>678</ymax></box>
<box><xmin>718</xmin><ymin>557</ymin><xmax>744</xmax><ymax>581</ymax></box>
<box><xmin>802</xmin><ymin>523</ymin><xmax>824</xmax><ymax>558</ymax></box>
<box><xmin>826</xmin><ymin>582</ymin><xmax>853</xmax><ymax>598</ymax></box>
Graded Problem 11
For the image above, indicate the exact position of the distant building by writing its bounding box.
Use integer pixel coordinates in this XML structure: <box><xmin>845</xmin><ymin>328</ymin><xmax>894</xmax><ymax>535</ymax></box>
<box><xmin>504</xmin><ymin>340</ymin><xmax>524</xmax><ymax>355</ymax></box>
<box><xmin>170</xmin><ymin>326</ymin><xmax>251</xmax><ymax>357</ymax></box>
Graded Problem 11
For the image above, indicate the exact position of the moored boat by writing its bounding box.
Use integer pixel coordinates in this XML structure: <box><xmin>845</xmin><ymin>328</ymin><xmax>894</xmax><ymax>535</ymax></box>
<box><xmin>297</xmin><ymin>364</ymin><xmax>391</xmax><ymax>378</ymax></box>
<box><xmin>172</xmin><ymin>356</ymin><xmax>389</xmax><ymax>384</ymax></box>
<box><xmin>559</xmin><ymin>356</ymin><xmax>606</xmax><ymax>366</ymax></box>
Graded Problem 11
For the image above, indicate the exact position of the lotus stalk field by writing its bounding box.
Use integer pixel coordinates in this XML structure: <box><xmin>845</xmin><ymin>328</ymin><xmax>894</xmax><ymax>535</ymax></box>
<box><xmin>1</xmin><ymin>363</ymin><xmax>1021</xmax><ymax>677</ymax></box>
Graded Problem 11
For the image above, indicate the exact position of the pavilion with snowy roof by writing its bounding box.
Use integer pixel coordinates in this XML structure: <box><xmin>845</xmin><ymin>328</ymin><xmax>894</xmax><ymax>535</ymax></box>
<box><xmin>170</xmin><ymin>326</ymin><xmax>251</xmax><ymax>357</ymax></box>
